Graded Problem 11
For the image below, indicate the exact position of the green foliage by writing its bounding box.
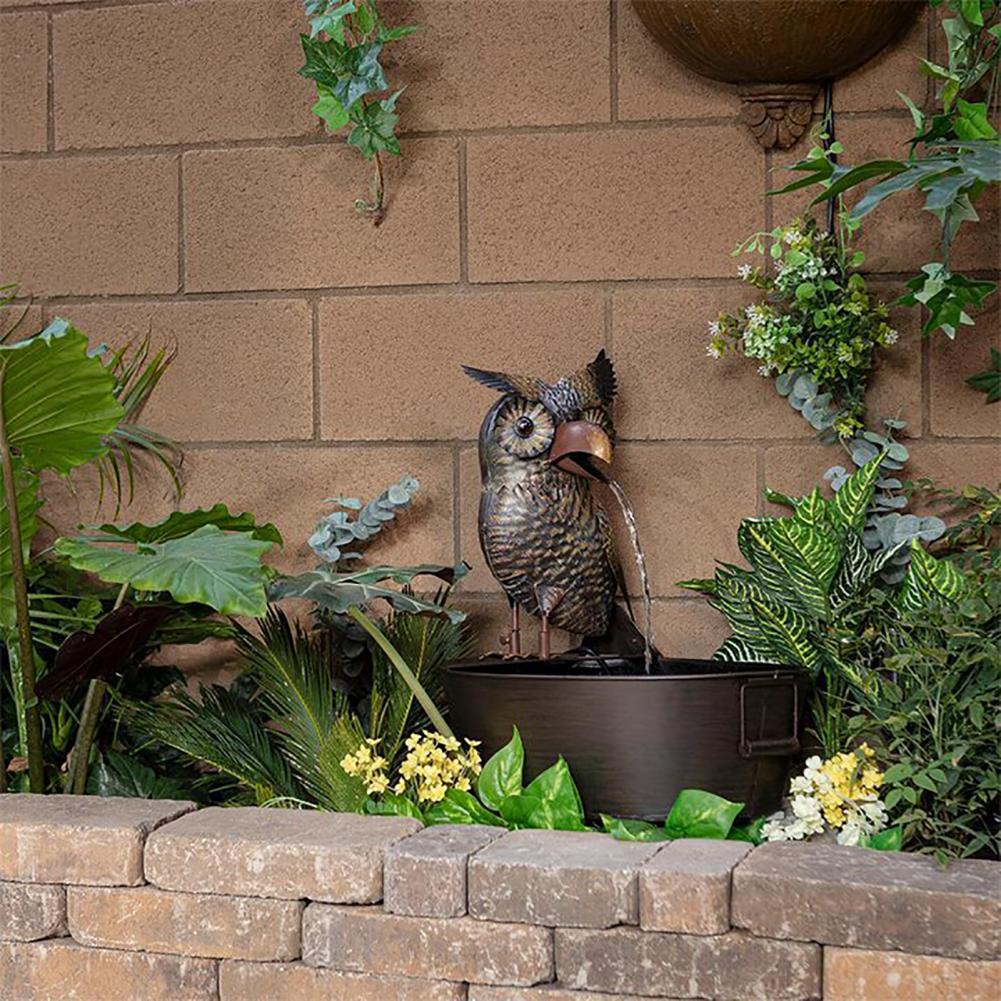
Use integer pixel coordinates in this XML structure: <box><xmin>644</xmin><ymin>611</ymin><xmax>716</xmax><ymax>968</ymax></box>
<box><xmin>270</xmin><ymin>562</ymin><xmax>469</xmax><ymax>622</ymax></box>
<box><xmin>55</xmin><ymin>524</ymin><xmax>274</xmax><ymax>618</ymax></box>
<box><xmin>906</xmin><ymin>478</ymin><xmax>1001</xmax><ymax>567</ymax></box>
<box><xmin>298</xmin><ymin>0</ymin><xmax>418</xmax><ymax>220</ymax></box>
<box><xmin>601</xmin><ymin>789</ymin><xmax>751</xmax><ymax>843</ymax></box>
<box><xmin>773</xmin><ymin>2</ymin><xmax>1000</xmax><ymax>344</ymax></box>
<box><xmin>98</xmin><ymin>505</ymin><xmax>282</xmax><ymax>546</ymax></box>
<box><xmin>476</xmin><ymin>725</ymin><xmax>524</xmax><ymax>811</ymax></box>
<box><xmin>709</xmin><ymin>218</ymin><xmax>897</xmax><ymax>439</ymax></box>
<box><xmin>122</xmin><ymin>601</ymin><xmax>469</xmax><ymax>810</ymax></box>
<box><xmin>967</xmin><ymin>347</ymin><xmax>1001</xmax><ymax>402</ymax></box>
<box><xmin>309</xmin><ymin>475</ymin><xmax>419</xmax><ymax>564</ymax></box>
<box><xmin>844</xmin><ymin>568</ymin><xmax>1001</xmax><ymax>860</ymax></box>
<box><xmin>679</xmin><ymin>460</ymin><xmax>970</xmax><ymax>755</ymax></box>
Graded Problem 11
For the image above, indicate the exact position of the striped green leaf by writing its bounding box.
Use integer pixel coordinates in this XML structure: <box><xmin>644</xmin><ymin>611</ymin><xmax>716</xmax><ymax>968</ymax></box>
<box><xmin>765</xmin><ymin>519</ymin><xmax>841</xmax><ymax>621</ymax></box>
<box><xmin>831</xmin><ymin>457</ymin><xmax>882</xmax><ymax>532</ymax></box>
<box><xmin>712</xmin><ymin>636</ymin><xmax>777</xmax><ymax>664</ymax></box>
<box><xmin>898</xmin><ymin>541</ymin><xmax>968</xmax><ymax>611</ymax></box>
<box><xmin>749</xmin><ymin>595</ymin><xmax>823</xmax><ymax>672</ymax></box>
<box><xmin>792</xmin><ymin>487</ymin><xmax>830</xmax><ymax>529</ymax></box>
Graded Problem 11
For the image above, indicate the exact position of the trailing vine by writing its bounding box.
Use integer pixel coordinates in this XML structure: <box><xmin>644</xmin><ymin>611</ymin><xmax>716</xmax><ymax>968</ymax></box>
<box><xmin>299</xmin><ymin>1</ymin><xmax>419</xmax><ymax>224</ymax></box>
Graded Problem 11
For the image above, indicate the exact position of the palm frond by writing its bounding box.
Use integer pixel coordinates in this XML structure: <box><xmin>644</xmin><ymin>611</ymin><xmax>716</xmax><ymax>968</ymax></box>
<box><xmin>237</xmin><ymin>607</ymin><xmax>367</xmax><ymax>812</ymax></box>
<box><xmin>120</xmin><ymin>683</ymin><xmax>299</xmax><ymax>805</ymax></box>
<box><xmin>95</xmin><ymin>336</ymin><xmax>183</xmax><ymax>517</ymax></box>
<box><xmin>370</xmin><ymin>596</ymin><xmax>474</xmax><ymax>764</ymax></box>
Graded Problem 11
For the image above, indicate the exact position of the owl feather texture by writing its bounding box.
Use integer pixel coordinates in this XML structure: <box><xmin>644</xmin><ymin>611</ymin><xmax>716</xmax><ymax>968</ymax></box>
<box><xmin>463</xmin><ymin>350</ymin><xmax>622</xmax><ymax>645</ymax></box>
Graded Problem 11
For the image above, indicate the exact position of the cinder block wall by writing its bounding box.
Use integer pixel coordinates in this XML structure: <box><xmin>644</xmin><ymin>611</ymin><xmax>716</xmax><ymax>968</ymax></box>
<box><xmin>1</xmin><ymin>1</ymin><xmax>998</xmax><ymax>662</ymax></box>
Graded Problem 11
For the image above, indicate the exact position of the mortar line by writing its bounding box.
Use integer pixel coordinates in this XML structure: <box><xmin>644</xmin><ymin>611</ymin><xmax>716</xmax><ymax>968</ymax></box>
<box><xmin>608</xmin><ymin>0</ymin><xmax>619</xmax><ymax>125</ymax></box>
<box><xmin>311</xmin><ymin>299</ymin><xmax>322</xmax><ymax>441</ymax></box>
<box><xmin>0</xmin><ymin>109</ymin><xmax>918</xmax><ymax>163</ymax></box>
<box><xmin>175</xmin><ymin>154</ymin><xmax>185</xmax><ymax>293</ymax></box>
<box><xmin>920</xmin><ymin>315</ymin><xmax>931</xmax><ymax>438</ymax></box>
<box><xmin>33</xmin><ymin>268</ymin><xmax>992</xmax><ymax>308</ymax></box>
<box><xmin>45</xmin><ymin>13</ymin><xmax>54</xmax><ymax>152</ymax></box>
<box><xmin>457</xmin><ymin>137</ymin><xmax>469</xmax><ymax>284</ymax></box>
<box><xmin>0</xmin><ymin>0</ymin><xmax>171</xmax><ymax>12</ymax></box>
<box><xmin>452</xmin><ymin>444</ymin><xmax>462</xmax><ymax>567</ymax></box>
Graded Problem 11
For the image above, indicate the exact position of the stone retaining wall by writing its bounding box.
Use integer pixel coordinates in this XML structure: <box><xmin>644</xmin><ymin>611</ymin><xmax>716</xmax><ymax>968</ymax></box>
<box><xmin>1</xmin><ymin>796</ymin><xmax>998</xmax><ymax>1000</ymax></box>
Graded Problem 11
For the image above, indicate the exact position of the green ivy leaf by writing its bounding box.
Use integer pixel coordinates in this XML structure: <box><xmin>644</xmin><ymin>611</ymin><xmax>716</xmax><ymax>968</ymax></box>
<box><xmin>663</xmin><ymin>789</ymin><xmax>744</xmax><ymax>839</ymax></box>
<box><xmin>331</xmin><ymin>42</ymin><xmax>388</xmax><ymax>111</ymax></box>
<box><xmin>476</xmin><ymin>726</ymin><xmax>523</xmax><ymax>811</ymax></box>
<box><xmin>311</xmin><ymin>85</ymin><xmax>350</xmax><ymax>131</ymax></box>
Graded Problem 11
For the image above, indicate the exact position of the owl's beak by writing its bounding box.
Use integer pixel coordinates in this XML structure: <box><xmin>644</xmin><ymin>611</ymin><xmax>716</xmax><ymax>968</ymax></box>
<box><xmin>550</xmin><ymin>421</ymin><xmax>613</xmax><ymax>481</ymax></box>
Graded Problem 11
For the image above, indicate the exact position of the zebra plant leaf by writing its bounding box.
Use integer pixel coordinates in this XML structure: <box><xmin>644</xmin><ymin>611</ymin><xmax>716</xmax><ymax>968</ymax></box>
<box><xmin>898</xmin><ymin>541</ymin><xmax>968</xmax><ymax>611</ymax></box>
<box><xmin>712</xmin><ymin>636</ymin><xmax>777</xmax><ymax>664</ymax></box>
<box><xmin>749</xmin><ymin>595</ymin><xmax>824</xmax><ymax>673</ymax></box>
<box><xmin>763</xmin><ymin>519</ymin><xmax>840</xmax><ymax>621</ymax></box>
<box><xmin>831</xmin><ymin>456</ymin><xmax>883</xmax><ymax>532</ymax></box>
<box><xmin>737</xmin><ymin>520</ymin><xmax>809</xmax><ymax>611</ymax></box>
<box><xmin>791</xmin><ymin>487</ymin><xmax>830</xmax><ymax>529</ymax></box>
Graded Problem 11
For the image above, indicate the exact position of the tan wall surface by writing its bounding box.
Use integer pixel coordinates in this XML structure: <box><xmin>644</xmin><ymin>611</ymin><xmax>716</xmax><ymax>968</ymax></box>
<box><xmin>1</xmin><ymin>0</ymin><xmax>998</xmax><ymax>659</ymax></box>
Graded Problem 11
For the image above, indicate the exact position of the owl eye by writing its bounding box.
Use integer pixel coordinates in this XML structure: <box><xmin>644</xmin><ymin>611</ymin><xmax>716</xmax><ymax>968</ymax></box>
<box><xmin>497</xmin><ymin>400</ymin><xmax>554</xmax><ymax>459</ymax></box>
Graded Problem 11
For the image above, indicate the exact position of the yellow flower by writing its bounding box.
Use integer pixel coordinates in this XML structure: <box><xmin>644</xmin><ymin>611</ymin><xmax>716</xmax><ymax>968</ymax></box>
<box><xmin>393</xmin><ymin>778</ymin><xmax>406</xmax><ymax>795</ymax></box>
<box><xmin>455</xmin><ymin>776</ymin><xmax>471</xmax><ymax>792</ymax></box>
<box><xmin>340</xmin><ymin>753</ymin><xmax>358</xmax><ymax>776</ymax></box>
<box><xmin>367</xmin><ymin>774</ymin><xmax>389</xmax><ymax>795</ymax></box>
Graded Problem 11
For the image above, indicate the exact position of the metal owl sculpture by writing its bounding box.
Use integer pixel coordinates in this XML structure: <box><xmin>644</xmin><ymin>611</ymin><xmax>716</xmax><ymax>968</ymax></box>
<box><xmin>463</xmin><ymin>350</ymin><xmax>630</xmax><ymax>660</ymax></box>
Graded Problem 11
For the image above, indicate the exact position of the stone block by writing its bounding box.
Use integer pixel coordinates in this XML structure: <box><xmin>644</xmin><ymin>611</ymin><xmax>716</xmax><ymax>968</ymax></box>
<box><xmin>0</xmin><ymin>795</ymin><xmax>195</xmax><ymax>886</ymax></box>
<box><xmin>0</xmin><ymin>939</ymin><xmax>217</xmax><ymax>1000</ymax></box>
<box><xmin>219</xmin><ymin>960</ymin><xmax>466</xmax><ymax>1001</ymax></box>
<box><xmin>303</xmin><ymin>904</ymin><xmax>553</xmax><ymax>986</ymax></box>
<box><xmin>732</xmin><ymin>841</ymin><xmax>1001</xmax><ymax>959</ymax></box>
<box><xmin>385</xmin><ymin>823</ymin><xmax>505</xmax><ymax>917</ymax></box>
<box><xmin>824</xmin><ymin>946</ymin><xmax>1001</xmax><ymax>1001</ymax></box>
<box><xmin>468</xmin><ymin>829</ymin><xmax>661</xmax><ymax>928</ymax></box>
<box><xmin>639</xmin><ymin>838</ymin><xmax>752</xmax><ymax>934</ymax></box>
<box><xmin>556</xmin><ymin>926</ymin><xmax>821</xmax><ymax>1000</ymax></box>
<box><xmin>145</xmin><ymin>806</ymin><xmax>420</xmax><ymax>903</ymax></box>
<box><xmin>0</xmin><ymin>882</ymin><xmax>66</xmax><ymax>942</ymax></box>
<box><xmin>0</xmin><ymin>12</ymin><xmax>47</xmax><ymax>152</ymax></box>
<box><xmin>68</xmin><ymin>886</ymin><xmax>302</xmax><ymax>961</ymax></box>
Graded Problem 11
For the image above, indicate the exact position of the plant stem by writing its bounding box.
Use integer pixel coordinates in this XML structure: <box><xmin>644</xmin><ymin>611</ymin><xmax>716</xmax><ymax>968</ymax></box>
<box><xmin>347</xmin><ymin>605</ymin><xmax>454</xmax><ymax>738</ymax></box>
<box><xmin>0</xmin><ymin>371</ymin><xmax>44</xmax><ymax>793</ymax></box>
<box><xmin>371</xmin><ymin>152</ymin><xmax>385</xmax><ymax>226</ymax></box>
<box><xmin>67</xmin><ymin>581</ymin><xmax>130</xmax><ymax>794</ymax></box>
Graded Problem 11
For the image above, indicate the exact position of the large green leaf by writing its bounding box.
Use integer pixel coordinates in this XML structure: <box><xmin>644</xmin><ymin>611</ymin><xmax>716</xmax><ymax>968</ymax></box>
<box><xmin>0</xmin><ymin>319</ymin><xmax>123</xmax><ymax>474</ymax></box>
<box><xmin>93</xmin><ymin>504</ymin><xmax>283</xmax><ymax>545</ymax></box>
<box><xmin>898</xmin><ymin>541</ymin><xmax>968</xmax><ymax>611</ymax></box>
<box><xmin>712</xmin><ymin>636</ymin><xmax>777</xmax><ymax>664</ymax></box>
<box><xmin>268</xmin><ymin>563</ymin><xmax>468</xmax><ymax>622</ymax></box>
<box><xmin>54</xmin><ymin>525</ymin><xmax>273</xmax><ymax>616</ymax></box>
<box><xmin>0</xmin><ymin>463</ymin><xmax>39</xmax><ymax>631</ymax></box>
<box><xmin>477</xmin><ymin>726</ymin><xmax>524</xmax><ymax>812</ymax></box>
<box><xmin>664</xmin><ymin>789</ymin><xmax>744</xmax><ymax>839</ymax></box>
<box><xmin>749</xmin><ymin>595</ymin><xmax>823</xmax><ymax>672</ymax></box>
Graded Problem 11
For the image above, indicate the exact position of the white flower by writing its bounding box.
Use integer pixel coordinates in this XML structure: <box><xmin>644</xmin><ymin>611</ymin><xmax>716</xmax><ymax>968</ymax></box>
<box><xmin>738</xmin><ymin>263</ymin><xmax>753</xmax><ymax>279</ymax></box>
<box><xmin>789</xmin><ymin>775</ymin><xmax>814</xmax><ymax>795</ymax></box>
<box><xmin>884</xmin><ymin>330</ymin><xmax>899</xmax><ymax>345</ymax></box>
<box><xmin>837</xmin><ymin>821</ymin><xmax>865</xmax><ymax>846</ymax></box>
<box><xmin>706</xmin><ymin>344</ymin><xmax>723</xmax><ymax>359</ymax></box>
<box><xmin>757</xmin><ymin>364</ymin><xmax>774</xmax><ymax>377</ymax></box>
<box><xmin>708</xmin><ymin>320</ymin><xmax>721</xmax><ymax>336</ymax></box>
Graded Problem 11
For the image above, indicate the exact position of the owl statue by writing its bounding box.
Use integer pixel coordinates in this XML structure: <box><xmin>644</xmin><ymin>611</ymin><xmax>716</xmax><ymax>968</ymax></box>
<box><xmin>462</xmin><ymin>350</ymin><xmax>623</xmax><ymax>659</ymax></box>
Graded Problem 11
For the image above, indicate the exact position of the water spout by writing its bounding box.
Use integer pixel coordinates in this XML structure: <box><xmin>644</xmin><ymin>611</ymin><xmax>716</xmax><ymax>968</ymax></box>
<box><xmin>606</xmin><ymin>479</ymin><xmax>656</xmax><ymax>673</ymax></box>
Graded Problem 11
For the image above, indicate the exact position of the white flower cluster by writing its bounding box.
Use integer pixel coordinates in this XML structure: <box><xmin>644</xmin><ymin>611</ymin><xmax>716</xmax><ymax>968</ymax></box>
<box><xmin>761</xmin><ymin>749</ymin><xmax>888</xmax><ymax>847</ymax></box>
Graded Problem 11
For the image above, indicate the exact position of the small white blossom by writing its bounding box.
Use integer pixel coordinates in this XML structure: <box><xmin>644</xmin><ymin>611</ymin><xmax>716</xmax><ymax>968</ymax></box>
<box><xmin>708</xmin><ymin>320</ymin><xmax>721</xmax><ymax>336</ymax></box>
<box><xmin>884</xmin><ymin>330</ymin><xmax>899</xmax><ymax>345</ymax></box>
<box><xmin>738</xmin><ymin>263</ymin><xmax>753</xmax><ymax>279</ymax></box>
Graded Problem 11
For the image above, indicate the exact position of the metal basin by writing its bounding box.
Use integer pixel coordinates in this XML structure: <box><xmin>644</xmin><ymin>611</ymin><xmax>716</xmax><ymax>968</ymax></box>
<box><xmin>445</xmin><ymin>656</ymin><xmax>809</xmax><ymax>820</ymax></box>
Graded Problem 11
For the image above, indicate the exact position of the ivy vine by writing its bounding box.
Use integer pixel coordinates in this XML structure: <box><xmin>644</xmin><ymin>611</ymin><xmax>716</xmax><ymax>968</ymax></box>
<box><xmin>299</xmin><ymin>1</ymin><xmax>419</xmax><ymax>224</ymax></box>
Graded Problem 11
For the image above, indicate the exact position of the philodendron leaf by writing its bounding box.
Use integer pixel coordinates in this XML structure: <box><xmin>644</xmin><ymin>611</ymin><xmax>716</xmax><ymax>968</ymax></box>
<box><xmin>36</xmin><ymin>603</ymin><xmax>180</xmax><ymax>699</ymax></box>
<box><xmin>93</xmin><ymin>504</ymin><xmax>283</xmax><ymax>546</ymax></box>
<box><xmin>268</xmin><ymin>563</ymin><xmax>469</xmax><ymax>622</ymax></box>
<box><xmin>54</xmin><ymin>525</ymin><xmax>274</xmax><ymax>616</ymax></box>
<box><xmin>663</xmin><ymin>789</ymin><xmax>744</xmax><ymax>839</ymax></box>
<box><xmin>86</xmin><ymin>749</ymin><xmax>190</xmax><ymax>800</ymax></box>
<box><xmin>0</xmin><ymin>462</ymin><xmax>40</xmax><ymax>631</ymax></box>
<box><xmin>424</xmin><ymin>788</ymin><xmax>505</xmax><ymax>827</ymax></box>
<box><xmin>476</xmin><ymin>726</ymin><xmax>523</xmax><ymax>812</ymax></box>
<box><xmin>600</xmin><ymin>815</ymin><xmax>671</xmax><ymax>842</ymax></box>
<box><xmin>0</xmin><ymin>318</ymin><xmax>123</xmax><ymax>474</ymax></box>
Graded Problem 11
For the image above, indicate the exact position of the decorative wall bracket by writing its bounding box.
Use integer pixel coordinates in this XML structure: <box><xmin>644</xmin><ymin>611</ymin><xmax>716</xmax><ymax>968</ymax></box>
<box><xmin>738</xmin><ymin>84</ymin><xmax>819</xmax><ymax>151</ymax></box>
<box><xmin>632</xmin><ymin>0</ymin><xmax>922</xmax><ymax>150</ymax></box>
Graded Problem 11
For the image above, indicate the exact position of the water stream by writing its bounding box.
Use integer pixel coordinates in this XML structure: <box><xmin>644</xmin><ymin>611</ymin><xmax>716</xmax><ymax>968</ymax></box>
<box><xmin>606</xmin><ymin>479</ymin><xmax>655</xmax><ymax>673</ymax></box>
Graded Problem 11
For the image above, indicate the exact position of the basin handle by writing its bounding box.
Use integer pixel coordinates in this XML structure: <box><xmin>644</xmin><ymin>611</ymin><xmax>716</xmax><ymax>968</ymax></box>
<box><xmin>738</xmin><ymin>677</ymin><xmax>800</xmax><ymax>758</ymax></box>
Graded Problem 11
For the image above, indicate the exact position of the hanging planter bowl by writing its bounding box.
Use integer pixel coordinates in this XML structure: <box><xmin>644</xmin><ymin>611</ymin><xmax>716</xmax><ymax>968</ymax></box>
<box><xmin>632</xmin><ymin>0</ymin><xmax>923</xmax><ymax>148</ymax></box>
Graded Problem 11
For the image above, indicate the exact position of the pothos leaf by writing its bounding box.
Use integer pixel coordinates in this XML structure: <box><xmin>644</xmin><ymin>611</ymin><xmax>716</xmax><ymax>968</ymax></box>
<box><xmin>663</xmin><ymin>789</ymin><xmax>744</xmax><ymax>839</ymax></box>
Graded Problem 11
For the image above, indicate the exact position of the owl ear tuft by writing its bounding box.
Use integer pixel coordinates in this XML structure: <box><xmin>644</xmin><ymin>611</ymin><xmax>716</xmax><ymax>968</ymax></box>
<box><xmin>462</xmin><ymin>365</ymin><xmax>542</xmax><ymax>400</ymax></box>
<box><xmin>588</xmin><ymin>349</ymin><xmax>617</xmax><ymax>406</ymax></box>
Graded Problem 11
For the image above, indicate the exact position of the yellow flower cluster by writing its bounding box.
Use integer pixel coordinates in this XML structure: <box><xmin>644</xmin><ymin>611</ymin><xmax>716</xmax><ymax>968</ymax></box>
<box><xmin>816</xmin><ymin>743</ymin><xmax>884</xmax><ymax>827</ymax></box>
<box><xmin>340</xmin><ymin>738</ymin><xmax>391</xmax><ymax>796</ymax></box>
<box><xmin>341</xmin><ymin>731</ymin><xmax>482</xmax><ymax>805</ymax></box>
